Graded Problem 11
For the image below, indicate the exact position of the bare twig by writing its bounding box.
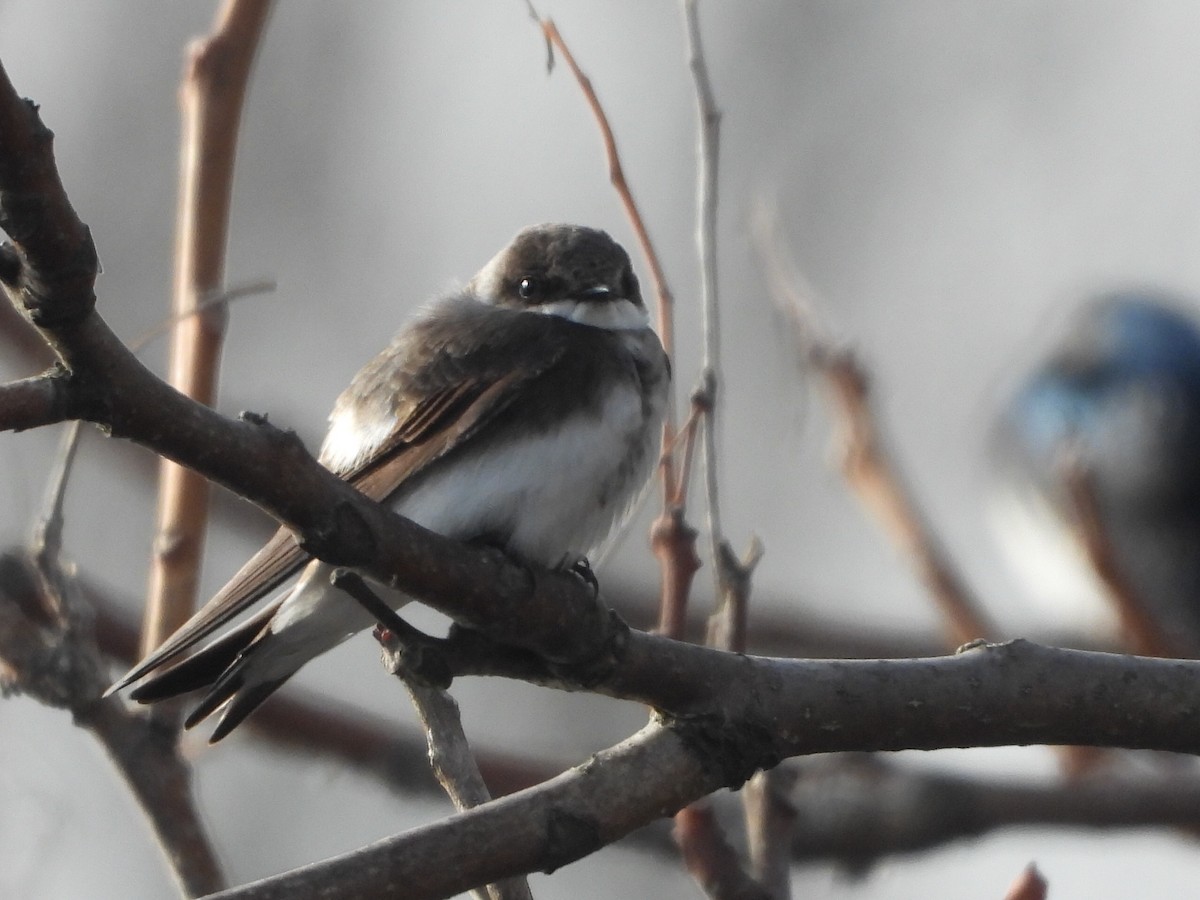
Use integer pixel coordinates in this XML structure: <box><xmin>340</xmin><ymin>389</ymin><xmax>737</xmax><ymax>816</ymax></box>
<box><xmin>525</xmin><ymin>9</ymin><xmax>701</xmax><ymax>650</ymax></box>
<box><xmin>401</xmin><ymin>679</ymin><xmax>534</xmax><ymax>900</ymax></box>
<box><xmin>0</xmin><ymin>551</ymin><xmax>225</xmax><ymax>896</ymax></box>
<box><xmin>673</xmin><ymin>804</ymin><xmax>772</xmax><ymax>900</ymax></box>
<box><xmin>530</xmin><ymin>13</ymin><xmax>677</xmax><ymax>398</ymax></box>
<box><xmin>1002</xmin><ymin>864</ymin><xmax>1047</xmax><ymax>900</ymax></box>
<box><xmin>128</xmin><ymin>278</ymin><xmax>275</xmax><ymax>351</ymax></box>
<box><xmin>742</xmin><ymin>768</ymin><xmax>797</xmax><ymax>897</ymax></box>
<box><xmin>683</xmin><ymin>0</ymin><xmax>725</xmax><ymax>567</ymax></box>
<box><xmin>142</xmin><ymin>0</ymin><xmax>273</xmax><ymax>692</ymax></box>
<box><xmin>1062</xmin><ymin>452</ymin><xmax>1177</xmax><ymax>657</ymax></box>
<box><xmin>753</xmin><ymin>213</ymin><xmax>997</xmax><ymax>647</ymax></box>
<box><xmin>338</xmin><ymin>571</ymin><xmax>532</xmax><ymax>900</ymax></box>
<box><xmin>30</xmin><ymin>420</ymin><xmax>79</xmax><ymax>565</ymax></box>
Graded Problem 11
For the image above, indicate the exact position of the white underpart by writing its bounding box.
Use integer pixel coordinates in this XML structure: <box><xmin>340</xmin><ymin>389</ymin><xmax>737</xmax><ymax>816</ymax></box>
<box><xmin>261</xmin><ymin>559</ymin><xmax>387</xmax><ymax>677</ymax></box>
<box><xmin>988</xmin><ymin>485</ymin><xmax>1115</xmax><ymax>634</ymax></box>
<box><xmin>531</xmin><ymin>298</ymin><xmax>649</xmax><ymax>331</ymax></box>
<box><xmin>319</xmin><ymin>405</ymin><xmax>398</xmax><ymax>472</ymax></box>
<box><xmin>256</xmin><ymin>331</ymin><xmax>663</xmax><ymax>682</ymax></box>
<box><xmin>398</xmin><ymin>367</ymin><xmax>654</xmax><ymax>565</ymax></box>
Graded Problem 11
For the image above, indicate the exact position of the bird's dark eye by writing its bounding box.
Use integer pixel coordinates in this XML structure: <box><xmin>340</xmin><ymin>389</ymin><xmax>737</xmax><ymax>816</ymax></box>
<box><xmin>518</xmin><ymin>276</ymin><xmax>565</xmax><ymax>300</ymax></box>
<box><xmin>621</xmin><ymin>270</ymin><xmax>639</xmax><ymax>298</ymax></box>
<box><xmin>518</xmin><ymin>277</ymin><xmax>540</xmax><ymax>300</ymax></box>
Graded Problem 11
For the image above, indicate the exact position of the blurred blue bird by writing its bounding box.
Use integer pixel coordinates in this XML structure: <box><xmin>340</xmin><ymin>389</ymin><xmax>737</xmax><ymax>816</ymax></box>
<box><xmin>990</xmin><ymin>293</ymin><xmax>1200</xmax><ymax>654</ymax></box>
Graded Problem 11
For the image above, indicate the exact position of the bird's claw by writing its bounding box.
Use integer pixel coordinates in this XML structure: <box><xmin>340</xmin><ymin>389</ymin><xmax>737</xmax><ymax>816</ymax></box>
<box><xmin>568</xmin><ymin>556</ymin><xmax>600</xmax><ymax>597</ymax></box>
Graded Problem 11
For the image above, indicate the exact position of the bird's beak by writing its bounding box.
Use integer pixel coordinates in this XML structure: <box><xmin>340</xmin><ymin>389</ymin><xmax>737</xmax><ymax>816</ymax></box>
<box><xmin>580</xmin><ymin>285</ymin><xmax>614</xmax><ymax>301</ymax></box>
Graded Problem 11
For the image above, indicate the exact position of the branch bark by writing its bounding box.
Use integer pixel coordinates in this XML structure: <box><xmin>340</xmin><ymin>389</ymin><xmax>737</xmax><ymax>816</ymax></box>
<box><xmin>202</xmin><ymin>637</ymin><xmax>1200</xmax><ymax>900</ymax></box>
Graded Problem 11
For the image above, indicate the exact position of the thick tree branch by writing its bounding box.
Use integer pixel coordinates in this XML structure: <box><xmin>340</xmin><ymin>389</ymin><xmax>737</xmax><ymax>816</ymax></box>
<box><xmin>204</xmin><ymin>638</ymin><xmax>1200</xmax><ymax>900</ymax></box>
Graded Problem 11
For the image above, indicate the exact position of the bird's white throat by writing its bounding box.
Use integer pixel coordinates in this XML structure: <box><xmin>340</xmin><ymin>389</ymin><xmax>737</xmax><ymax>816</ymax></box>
<box><xmin>529</xmin><ymin>298</ymin><xmax>650</xmax><ymax>331</ymax></box>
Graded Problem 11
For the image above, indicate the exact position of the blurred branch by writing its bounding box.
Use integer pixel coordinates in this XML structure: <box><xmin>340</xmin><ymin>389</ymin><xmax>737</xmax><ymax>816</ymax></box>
<box><xmin>143</xmin><ymin>0</ymin><xmax>273</xmax><ymax>728</ymax></box>
<box><xmin>0</xmin><ymin>424</ymin><xmax>227</xmax><ymax>900</ymax></box>
<box><xmin>742</xmin><ymin>768</ymin><xmax>796</xmax><ymax>897</ymax></box>
<box><xmin>782</xmin><ymin>755</ymin><xmax>1200</xmax><ymax>866</ymax></box>
<box><xmin>752</xmin><ymin>212</ymin><xmax>1112</xmax><ymax>780</ymax></box>
<box><xmin>674</xmin><ymin>803</ymin><xmax>771</xmax><ymax>900</ymax></box>
<box><xmin>0</xmin><ymin>551</ymin><xmax>226</xmax><ymax>897</ymax></box>
<box><xmin>753</xmin><ymin>211</ymin><xmax>997</xmax><ymax>647</ymax></box>
<box><xmin>1003</xmin><ymin>865</ymin><xmax>1047</xmax><ymax>900</ymax></box>
<box><xmin>1062</xmin><ymin>452</ymin><xmax>1177</xmax><ymax>657</ymax></box>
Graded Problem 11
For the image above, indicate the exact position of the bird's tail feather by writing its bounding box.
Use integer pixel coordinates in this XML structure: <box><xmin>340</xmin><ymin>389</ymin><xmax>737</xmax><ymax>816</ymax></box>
<box><xmin>128</xmin><ymin>599</ymin><xmax>293</xmax><ymax>742</ymax></box>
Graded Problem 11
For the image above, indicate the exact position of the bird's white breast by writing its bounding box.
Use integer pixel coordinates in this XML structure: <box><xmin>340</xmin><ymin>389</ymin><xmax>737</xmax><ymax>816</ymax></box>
<box><xmin>394</xmin><ymin>377</ymin><xmax>658</xmax><ymax>567</ymax></box>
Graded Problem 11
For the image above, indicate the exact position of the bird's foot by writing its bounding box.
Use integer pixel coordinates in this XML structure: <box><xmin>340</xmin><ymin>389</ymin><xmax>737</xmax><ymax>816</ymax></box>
<box><xmin>565</xmin><ymin>555</ymin><xmax>600</xmax><ymax>598</ymax></box>
<box><xmin>331</xmin><ymin>569</ymin><xmax>452</xmax><ymax>688</ymax></box>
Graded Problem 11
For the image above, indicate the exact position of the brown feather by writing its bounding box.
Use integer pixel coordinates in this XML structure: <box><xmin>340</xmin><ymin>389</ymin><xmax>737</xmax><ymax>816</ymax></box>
<box><xmin>109</xmin><ymin>300</ymin><xmax>573</xmax><ymax>694</ymax></box>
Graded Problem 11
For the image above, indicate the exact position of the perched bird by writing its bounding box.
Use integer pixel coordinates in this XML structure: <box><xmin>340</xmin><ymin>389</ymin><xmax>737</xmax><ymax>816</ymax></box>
<box><xmin>989</xmin><ymin>293</ymin><xmax>1200</xmax><ymax>653</ymax></box>
<box><xmin>109</xmin><ymin>223</ymin><xmax>671</xmax><ymax>740</ymax></box>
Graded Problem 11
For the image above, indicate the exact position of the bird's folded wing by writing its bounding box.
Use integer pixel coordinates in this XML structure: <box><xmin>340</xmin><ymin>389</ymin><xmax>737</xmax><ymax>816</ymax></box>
<box><xmin>110</xmin><ymin>312</ymin><xmax>572</xmax><ymax>692</ymax></box>
<box><xmin>106</xmin><ymin>527</ymin><xmax>306</xmax><ymax>692</ymax></box>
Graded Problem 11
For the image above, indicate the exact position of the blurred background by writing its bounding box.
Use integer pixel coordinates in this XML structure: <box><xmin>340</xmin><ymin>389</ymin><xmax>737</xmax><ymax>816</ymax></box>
<box><xmin>4</xmin><ymin>1</ymin><xmax>1200</xmax><ymax>897</ymax></box>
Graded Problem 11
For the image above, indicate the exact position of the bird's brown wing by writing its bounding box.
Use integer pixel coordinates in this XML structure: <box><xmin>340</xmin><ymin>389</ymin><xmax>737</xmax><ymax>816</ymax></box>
<box><xmin>109</xmin><ymin>305</ymin><xmax>571</xmax><ymax>692</ymax></box>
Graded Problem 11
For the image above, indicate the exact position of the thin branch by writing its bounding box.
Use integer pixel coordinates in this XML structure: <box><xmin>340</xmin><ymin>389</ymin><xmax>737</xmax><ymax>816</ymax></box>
<box><xmin>399</xmin><ymin>676</ymin><xmax>534</xmax><ymax>900</ymax></box>
<box><xmin>651</xmin><ymin>508</ymin><xmax>702</xmax><ymax>639</ymax></box>
<box><xmin>531</xmin><ymin>14</ymin><xmax>677</xmax><ymax>399</ymax></box>
<box><xmin>684</xmin><ymin>0</ymin><xmax>725</xmax><ymax>568</ymax></box>
<box><xmin>753</xmin><ymin>212</ymin><xmax>997</xmax><ymax>646</ymax></box>
<box><xmin>525</xmin><ymin>10</ymin><xmax>702</xmax><ymax>653</ymax></box>
<box><xmin>741</xmin><ymin>768</ymin><xmax>797</xmax><ymax>897</ymax></box>
<box><xmin>0</xmin><ymin>371</ymin><xmax>71</xmax><ymax>431</ymax></box>
<box><xmin>673</xmin><ymin>804</ymin><xmax>771</xmax><ymax>900</ymax></box>
<box><xmin>1062</xmin><ymin>452</ymin><xmax>1177</xmax><ymax>657</ymax></box>
<box><xmin>143</xmin><ymin>0</ymin><xmax>273</xmax><ymax>691</ymax></box>
<box><xmin>1003</xmin><ymin>866</ymin><xmax>1047</xmax><ymax>900</ymax></box>
<box><xmin>30</xmin><ymin>420</ymin><xmax>80</xmax><ymax>564</ymax></box>
<box><xmin>0</xmin><ymin>549</ymin><xmax>225</xmax><ymax>896</ymax></box>
<box><xmin>128</xmin><ymin>278</ymin><xmax>275</xmax><ymax>351</ymax></box>
<box><xmin>199</xmin><ymin>637</ymin><xmax>1200</xmax><ymax>900</ymax></box>
<box><xmin>338</xmin><ymin>569</ymin><xmax>532</xmax><ymax>897</ymax></box>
